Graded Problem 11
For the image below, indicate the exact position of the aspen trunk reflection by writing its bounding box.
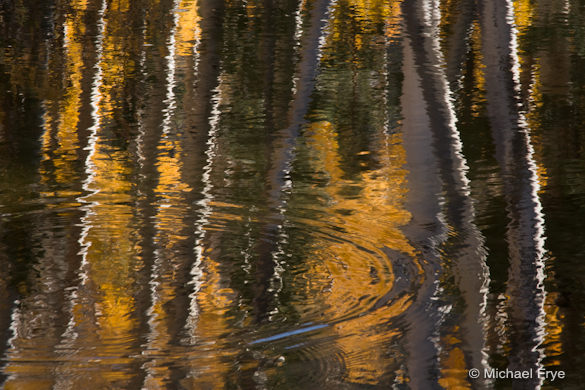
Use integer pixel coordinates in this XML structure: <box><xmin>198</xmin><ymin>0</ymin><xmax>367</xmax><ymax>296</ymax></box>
<box><xmin>402</xmin><ymin>0</ymin><xmax>491</xmax><ymax>387</ymax></box>
<box><xmin>480</xmin><ymin>0</ymin><xmax>547</xmax><ymax>388</ymax></box>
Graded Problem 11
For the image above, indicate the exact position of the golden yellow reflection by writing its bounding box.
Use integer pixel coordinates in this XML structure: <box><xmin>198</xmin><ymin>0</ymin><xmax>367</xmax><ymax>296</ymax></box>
<box><xmin>39</xmin><ymin>5</ymin><xmax>85</xmax><ymax>202</ymax></box>
<box><xmin>96</xmin><ymin>0</ymin><xmax>135</xmax><ymax>119</ymax></box>
<box><xmin>66</xmin><ymin>151</ymin><xmax>139</xmax><ymax>388</ymax></box>
<box><xmin>285</xmin><ymin>1</ymin><xmax>419</xmax><ymax>382</ymax></box>
<box><xmin>514</xmin><ymin>0</ymin><xmax>535</xmax><ymax>32</ymax></box>
<box><xmin>470</xmin><ymin>21</ymin><xmax>486</xmax><ymax>118</ymax></box>
<box><xmin>298</xmin><ymin>119</ymin><xmax>415</xmax><ymax>384</ymax></box>
<box><xmin>438</xmin><ymin>329</ymin><xmax>472</xmax><ymax>390</ymax></box>
<box><xmin>384</xmin><ymin>0</ymin><xmax>402</xmax><ymax>40</ymax></box>
<box><xmin>326</xmin><ymin>0</ymin><xmax>400</xmax><ymax>58</ymax></box>
<box><xmin>3</xmin><ymin>4</ymin><xmax>90</xmax><ymax>389</ymax></box>
<box><xmin>176</xmin><ymin>0</ymin><xmax>202</xmax><ymax>58</ymax></box>
<box><xmin>141</xmin><ymin>134</ymin><xmax>191</xmax><ymax>387</ymax></box>
<box><xmin>181</xmin><ymin>250</ymin><xmax>236</xmax><ymax>388</ymax></box>
<box><xmin>53</xmin><ymin>2</ymin><xmax>141</xmax><ymax>387</ymax></box>
<box><xmin>543</xmin><ymin>291</ymin><xmax>564</xmax><ymax>365</ymax></box>
<box><xmin>347</xmin><ymin>0</ymin><xmax>398</xmax><ymax>27</ymax></box>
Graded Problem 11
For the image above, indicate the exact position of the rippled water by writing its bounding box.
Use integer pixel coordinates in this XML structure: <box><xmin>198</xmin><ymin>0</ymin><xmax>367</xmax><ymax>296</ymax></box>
<box><xmin>1</xmin><ymin>0</ymin><xmax>585</xmax><ymax>388</ymax></box>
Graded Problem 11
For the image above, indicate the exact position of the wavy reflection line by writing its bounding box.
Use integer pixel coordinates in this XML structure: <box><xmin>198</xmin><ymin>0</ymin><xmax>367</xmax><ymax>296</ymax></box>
<box><xmin>135</xmin><ymin>23</ymin><xmax>149</xmax><ymax>173</ymax></box>
<box><xmin>133</xmin><ymin>14</ymin><xmax>160</xmax><ymax>380</ymax></box>
<box><xmin>0</xmin><ymin>226</ymin><xmax>12</xmax><ymax>384</ymax></box>
<box><xmin>508</xmin><ymin>0</ymin><xmax>547</xmax><ymax>379</ymax></box>
<box><xmin>292</xmin><ymin>0</ymin><xmax>309</xmax><ymax>95</ymax></box>
<box><xmin>480</xmin><ymin>0</ymin><xmax>547</xmax><ymax>386</ymax></box>
<box><xmin>139</xmin><ymin>2</ymin><xmax>203</xmax><ymax>387</ymax></box>
<box><xmin>184</xmin><ymin>79</ymin><xmax>222</xmax><ymax>344</ymax></box>
<box><xmin>61</xmin><ymin>0</ymin><xmax>108</xmax><ymax>348</ymax></box>
<box><xmin>253</xmin><ymin>0</ymin><xmax>335</xmax><ymax>322</ymax></box>
<box><xmin>4</xmin><ymin>298</ymin><xmax>22</xmax><ymax>375</ymax></box>
<box><xmin>417</xmin><ymin>0</ymin><xmax>491</xmax><ymax>385</ymax></box>
<box><xmin>401</xmin><ymin>0</ymin><xmax>491</xmax><ymax>385</ymax></box>
<box><xmin>399</xmin><ymin>31</ymin><xmax>446</xmax><ymax>389</ymax></box>
<box><xmin>269</xmin><ymin>0</ymin><xmax>335</xmax><ymax>196</ymax></box>
<box><xmin>161</xmin><ymin>0</ymin><xmax>180</xmax><ymax>136</ymax></box>
<box><xmin>445</xmin><ymin>0</ymin><xmax>477</xmax><ymax>89</ymax></box>
<box><xmin>176</xmin><ymin>0</ymin><xmax>225</xmax><ymax>368</ymax></box>
<box><xmin>3</xmin><ymin>1</ymin><xmax>95</xmax><ymax>384</ymax></box>
<box><xmin>271</xmin><ymin>0</ymin><xmax>334</xmax><ymax>207</ymax></box>
<box><xmin>4</xmin><ymin>67</ymin><xmax>61</xmax><ymax>387</ymax></box>
<box><xmin>57</xmin><ymin>0</ymin><xmax>143</xmax><ymax>385</ymax></box>
<box><xmin>263</xmin><ymin>0</ymin><xmax>317</xmax><ymax>319</ymax></box>
<box><xmin>142</xmin><ymin>1</ymin><xmax>182</xmax><ymax>387</ymax></box>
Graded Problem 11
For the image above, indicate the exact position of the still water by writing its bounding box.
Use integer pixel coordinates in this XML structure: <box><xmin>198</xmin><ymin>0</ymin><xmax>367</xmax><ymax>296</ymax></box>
<box><xmin>0</xmin><ymin>0</ymin><xmax>584</xmax><ymax>388</ymax></box>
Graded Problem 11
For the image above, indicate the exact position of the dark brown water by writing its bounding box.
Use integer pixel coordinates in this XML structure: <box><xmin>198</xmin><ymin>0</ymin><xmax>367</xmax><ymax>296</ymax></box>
<box><xmin>1</xmin><ymin>0</ymin><xmax>584</xmax><ymax>388</ymax></box>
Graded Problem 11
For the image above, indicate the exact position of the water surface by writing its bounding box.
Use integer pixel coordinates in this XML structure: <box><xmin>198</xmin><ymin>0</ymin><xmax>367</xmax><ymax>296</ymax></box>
<box><xmin>1</xmin><ymin>0</ymin><xmax>585</xmax><ymax>388</ymax></box>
